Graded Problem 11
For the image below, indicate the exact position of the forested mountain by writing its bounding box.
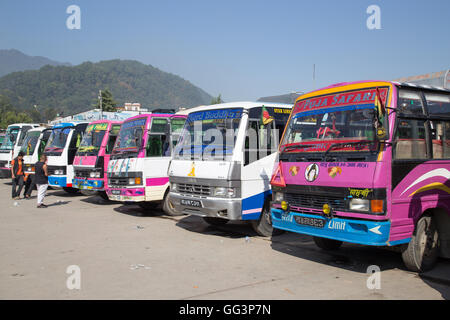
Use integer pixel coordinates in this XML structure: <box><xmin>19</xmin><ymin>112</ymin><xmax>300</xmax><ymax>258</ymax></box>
<box><xmin>0</xmin><ymin>49</ymin><xmax>71</xmax><ymax>77</ymax></box>
<box><xmin>0</xmin><ymin>59</ymin><xmax>212</xmax><ymax>122</ymax></box>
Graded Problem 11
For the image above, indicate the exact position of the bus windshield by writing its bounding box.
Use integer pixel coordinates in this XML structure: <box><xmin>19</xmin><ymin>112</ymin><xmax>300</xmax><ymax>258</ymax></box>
<box><xmin>77</xmin><ymin>123</ymin><xmax>108</xmax><ymax>155</ymax></box>
<box><xmin>174</xmin><ymin>108</ymin><xmax>243</xmax><ymax>161</ymax></box>
<box><xmin>0</xmin><ymin>126</ymin><xmax>20</xmax><ymax>151</ymax></box>
<box><xmin>20</xmin><ymin>131</ymin><xmax>40</xmax><ymax>156</ymax></box>
<box><xmin>281</xmin><ymin>106</ymin><xmax>378</xmax><ymax>154</ymax></box>
<box><xmin>113</xmin><ymin>117</ymin><xmax>147</xmax><ymax>155</ymax></box>
<box><xmin>45</xmin><ymin>128</ymin><xmax>71</xmax><ymax>155</ymax></box>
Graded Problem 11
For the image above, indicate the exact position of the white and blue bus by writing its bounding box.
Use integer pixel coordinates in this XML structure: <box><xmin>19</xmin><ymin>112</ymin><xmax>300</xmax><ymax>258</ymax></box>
<box><xmin>45</xmin><ymin>122</ymin><xmax>89</xmax><ymax>193</ymax></box>
<box><xmin>168</xmin><ymin>102</ymin><xmax>292</xmax><ymax>236</ymax></box>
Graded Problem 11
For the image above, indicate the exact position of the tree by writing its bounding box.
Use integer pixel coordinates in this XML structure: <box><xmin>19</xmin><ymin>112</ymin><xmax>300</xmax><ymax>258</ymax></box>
<box><xmin>210</xmin><ymin>94</ymin><xmax>223</xmax><ymax>105</ymax></box>
<box><xmin>94</xmin><ymin>89</ymin><xmax>118</xmax><ymax>112</ymax></box>
<box><xmin>0</xmin><ymin>95</ymin><xmax>32</xmax><ymax>128</ymax></box>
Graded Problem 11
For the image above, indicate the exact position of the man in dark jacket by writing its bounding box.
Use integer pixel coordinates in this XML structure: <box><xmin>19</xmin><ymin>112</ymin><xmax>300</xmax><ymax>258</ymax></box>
<box><xmin>11</xmin><ymin>151</ymin><xmax>25</xmax><ymax>200</ymax></box>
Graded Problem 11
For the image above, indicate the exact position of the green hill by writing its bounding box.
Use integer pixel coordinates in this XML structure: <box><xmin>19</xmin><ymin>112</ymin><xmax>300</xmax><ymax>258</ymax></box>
<box><xmin>0</xmin><ymin>59</ymin><xmax>212</xmax><ymax>120</ymax></box>
<box><xmin>0</xmin><ymin>49</ymin><xmax>71</xmax><ymax>77</ymax></box>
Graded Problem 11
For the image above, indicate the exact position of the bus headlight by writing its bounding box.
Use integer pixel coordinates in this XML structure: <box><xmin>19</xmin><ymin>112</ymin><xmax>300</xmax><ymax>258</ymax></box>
<box><xmin>54</xmin><ymin>169</ymin><xmax>64</xmax><ymax>175</ymax></box>
<box><xmin>128</xmin><ymin>177</ymin><xmax>141</xmax><ymax>185</ymax></box>
<box><xmin>349</xmin><ymin>199</ymin><xmax>370</xmax><ymax>212</ymax></box>
<box><xmin>214</xmin><ymin>187</ymin><xmax>235</xmax><ymax>197</ymax></box>
<box><xmin>274</xmin><ymin>192</ymin><xmax>284</xmax><ymax>202</ymax></box>
<box><xmin>90</xmin><ymin>171</ymin><xmax>101</xmax><ymax>178</ymax></box>
<box><xmin>171</xmin><ymin>183</ymin><xmax>177</xmax><ymax>191</ymax></box>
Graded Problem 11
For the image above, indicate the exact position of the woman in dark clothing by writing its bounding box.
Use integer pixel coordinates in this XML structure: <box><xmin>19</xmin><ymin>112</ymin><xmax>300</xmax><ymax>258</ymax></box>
<box><xmin>35</xmin><ymin>154</ymin><xmax>49</xmax><ymax>208</ymax></box>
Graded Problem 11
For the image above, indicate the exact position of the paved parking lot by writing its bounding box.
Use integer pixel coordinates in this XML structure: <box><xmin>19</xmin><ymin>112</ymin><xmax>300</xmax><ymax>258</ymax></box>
<box><xmin>0</xmin><ymin>181</ymin><xmax>449</xmax><ymax>300</ymax></box>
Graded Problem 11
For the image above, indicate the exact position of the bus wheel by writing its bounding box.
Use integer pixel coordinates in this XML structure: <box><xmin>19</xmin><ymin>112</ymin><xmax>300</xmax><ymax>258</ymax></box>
<box><xmin>401</xmin><ymin>215</ymin><xmax>439</xmax><ymax>272</ymax></box>
<box><xmin>203</xmin><ymin>217</ymin><xmax>228</xmax><ymax>226</ymax></box>
<box><xmin>313</xmin><ymin>236</ymin><xmax>343</xmax><ymax>250</ymax></box>
<box><xmin>98</xmin><ymin>191</ymin><xmax>110</xmax><ymax>201</ymax></box>
<box><xmin>63</xmin><ymin>187</ymin><xmax>80</xmax><ymax>194</ymax></box>
<box><xmin>162</xmin><ymin>191</ymin><xmax>182</xmax><ymax>216</ymax></box>
<box><xmin>251</xmin><ymin>204</ymin><xmax>284</xmax><ymax>237</ymax></box>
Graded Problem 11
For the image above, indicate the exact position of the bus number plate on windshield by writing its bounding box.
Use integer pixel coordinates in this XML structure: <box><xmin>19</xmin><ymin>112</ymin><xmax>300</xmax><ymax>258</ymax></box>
<box><xmin>294</xmin><ymin>216</ymin><xmax>325</xmax><ymax>228</ymax></box>
<box><xmin>181</xmin><ymin>199</ymin><xmax>202</xmax><ymax>208</ymax></box>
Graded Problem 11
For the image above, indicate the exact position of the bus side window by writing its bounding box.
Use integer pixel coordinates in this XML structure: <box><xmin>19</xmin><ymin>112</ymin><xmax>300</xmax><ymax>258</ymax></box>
<box><xmin>430</xmin><ymin>121</ymin><xmax>450</xmax><ymax>159</ymax></box>
<box><xmin>394</xmin><ymin>90</ymin><xmax>428</xmax><ymax>160</ymax></box>
<box><xmin>146</xmin><ymin>134</ymin><xmax>170</xmax><ymax>157</ymax></box>
<box><xmin>426</xmin><ymin>93</ymin><xmax>450</xmax><ymax>159</ymax></box>
<box><xmin>394</xmin><ymin>119</ymin><xmax>427</xmax><ymax>160</ymax></box>
<box><xmin>244</xmin><ymin>120</ymin><xmax>259</xmax><ymax>166</ymax></box>
<box><xmin>105</xmin><ymin>136</ymin><xmax>117</xmax><ymax>154</ymax></box>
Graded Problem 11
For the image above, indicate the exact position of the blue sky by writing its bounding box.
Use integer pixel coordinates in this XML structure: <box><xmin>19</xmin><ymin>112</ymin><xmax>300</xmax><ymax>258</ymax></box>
<box><xmin>0</xmin><ymin>0</ymin><xmax>449</xmax><ymax>102</ymax></box>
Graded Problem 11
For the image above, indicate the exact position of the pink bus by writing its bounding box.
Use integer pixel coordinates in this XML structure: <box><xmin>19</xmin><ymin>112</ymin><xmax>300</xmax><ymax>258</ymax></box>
<box><xmin>271</xmin><ymin>80</ymin><xmax>450</xmax><ymax>272</ymax></box>
<box><xmin>72</xmin><ymin>120</ymin><xmax>122</xmax><ymax>199</ymax></box>
<box><xmin>106</xmin><ymin>113</ymin><xmax>186</xmax><ymax>213</ymax></box>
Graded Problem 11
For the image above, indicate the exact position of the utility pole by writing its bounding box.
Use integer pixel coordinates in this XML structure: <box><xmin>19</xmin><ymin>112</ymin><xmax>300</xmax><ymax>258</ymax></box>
<box><xmin>98</xmin><ymin>90</ymin><xmax>103</xmax><ymax>119</ymax></box>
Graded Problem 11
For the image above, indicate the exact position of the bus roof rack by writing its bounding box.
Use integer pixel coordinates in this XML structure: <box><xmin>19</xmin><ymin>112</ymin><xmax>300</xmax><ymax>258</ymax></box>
<box><xmin>152</xmin><ymin>108</ymin><xmax>176</xmax><ymax>114</ymax></box>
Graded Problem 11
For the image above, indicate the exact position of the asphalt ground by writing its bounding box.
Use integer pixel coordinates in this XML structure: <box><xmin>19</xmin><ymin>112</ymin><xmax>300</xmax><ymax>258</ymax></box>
<box><xmin>0</xmin><ymin>180</ymin><xmax>449</xmax><ymax>299</ymax></box>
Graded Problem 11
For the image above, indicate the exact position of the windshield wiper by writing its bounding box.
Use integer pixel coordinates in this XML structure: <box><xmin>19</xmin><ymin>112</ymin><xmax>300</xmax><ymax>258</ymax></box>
<box><xmin>323</xmin><ymin>140</ymin><xmax>374</xmax><ymax>159</ymax></box>
<box><xmin>281</xmin><ymin>144</ymin><xmax>317</xmax><ymax>153</ymax></box>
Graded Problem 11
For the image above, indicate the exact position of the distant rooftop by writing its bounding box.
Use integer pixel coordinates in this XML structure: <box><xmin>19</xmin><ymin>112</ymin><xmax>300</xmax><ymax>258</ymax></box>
<box><xmin>257</xmin><ymin>92</ymin><xmax>303</xmax><ymax>104</ymax></box>
<box><xmin>393</xmin><ymin>69</ymin><xmax>450</xmax><ymax>89</ymax></box>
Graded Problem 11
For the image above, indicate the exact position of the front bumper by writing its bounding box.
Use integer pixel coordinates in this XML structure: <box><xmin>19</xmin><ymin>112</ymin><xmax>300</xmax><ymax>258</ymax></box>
<box><xmin>48</xmin><ymin>175</ymin><xmax>68</xmax><ymax>188</ymax></box>
<box><xmin>73</xmin><ymin>178</ymin><xmax>104</xmax><ymax>191</ymax></box>
<box><xmin>0</xmin><ymin>168</ymin><xmax>11</xmax><ymax>178</ymax></box>
<box><xmin>169</xmin><ymin>192</ymin><xmax>242</xmax><ymax>220</ymax></box>
<box><xmin>106</xmin><ymin>187</ymin><xmax>145</xmax><ymax>202</ymax></box>
<box><xmin>271</xmin><ymin>208</ymin><xmax>393</xmax><ymax>246</ymax></box>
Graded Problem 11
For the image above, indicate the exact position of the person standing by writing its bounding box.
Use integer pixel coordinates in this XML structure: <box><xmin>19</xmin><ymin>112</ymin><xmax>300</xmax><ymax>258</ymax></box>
<box><xmin>35</xmin><ymin>154</ymin><xmax>49</xmax><ymax>208</ymax></box>
<box><xmin>11</xmin><ymin>151</ymin><xmax>25</xmax><ymax>200</ymax></box>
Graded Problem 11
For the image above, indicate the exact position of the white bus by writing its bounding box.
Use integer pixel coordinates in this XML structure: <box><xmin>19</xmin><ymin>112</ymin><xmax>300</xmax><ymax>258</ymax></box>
<box><xmin>0</xmin><ymin>123</ymin><xmax>40</xmax><ymax>178</ymax></box>
<box><xmin>45</xmin><ymin>121</ymin><xmax>89</xmax><ymax>193</ymax></box>
<box><xmin>21</xmin><ymin>126</ymin><xmax>52</xmax><ymax>176</ymax></box>
<box><xmin>168</xmin><ymin>102</ymin><xmax>292</xmax><ymax>236</ymax></box>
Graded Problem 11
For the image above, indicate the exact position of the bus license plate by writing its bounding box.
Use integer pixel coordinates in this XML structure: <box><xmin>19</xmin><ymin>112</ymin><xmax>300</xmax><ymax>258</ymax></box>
<box><xmin>111</xmin><ymin>190</ymin><xmax>121</xmax><ymax>195</ymax></box>
<box><xmin>294</xmin><ymin>216</ymin><xmax>325</xmax><ymax>228</ymax></box>
<box><xmin>181</xmin><ymin>199</ymin><xmax>202</xmax><ymax>208</ymax></box>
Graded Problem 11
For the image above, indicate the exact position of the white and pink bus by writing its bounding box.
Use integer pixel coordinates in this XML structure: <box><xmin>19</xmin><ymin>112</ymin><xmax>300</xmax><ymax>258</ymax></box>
<box><xmin>106</xmin><ymin>113</ymin><xmax>187</xmax><ymax>213</ymax></box>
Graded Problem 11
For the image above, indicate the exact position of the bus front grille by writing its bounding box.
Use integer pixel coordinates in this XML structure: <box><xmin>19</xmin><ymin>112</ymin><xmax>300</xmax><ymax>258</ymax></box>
<box><xmin>178</xmin><ymin>183</ymin><xmax>211</xmax><ymax>196</ymax></box>
<box><xmin>285</xmin><ymin>193</ymin><xmax>346</xmax><ymax>212</ymax></box>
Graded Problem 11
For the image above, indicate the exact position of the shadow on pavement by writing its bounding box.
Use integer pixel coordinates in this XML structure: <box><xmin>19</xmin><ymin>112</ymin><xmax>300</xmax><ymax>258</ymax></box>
<box><xmin>270</xmin><ymin>232</ymin><xmax>406</xmax><ymax>274</ymax></box>
<box><xmin>46</xmin><ymin>200</ymin><xmax>71</xmax><ymax>207</ymax></box>
<box><xmin>46</xmin><ymin>190</ymin><xmax>84</xmax><ymax>198</ymax></box>
<box><xmin>419</xmin><ymin>259</ymin><xmax>450</xmax><ymax>300</ymax></box>
<box><xmin>81</xmin><ymin>195</ymin><xmax>121</xmax><ymax>206</ymax></box>
<box><xmin>113</xmin><ymin>203</ymin><xmax>165</xmax><ymax>217</ymax></box>
<box><xmin>175</xmin><ymin>215</ymin><xmax>258</xmax><ymax>239</ymax></box>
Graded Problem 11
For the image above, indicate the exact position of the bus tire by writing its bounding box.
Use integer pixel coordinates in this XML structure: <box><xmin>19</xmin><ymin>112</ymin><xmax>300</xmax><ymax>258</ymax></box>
<box><xmin>203</xmin><ymin>217</ymin><xmax>229</xmax><ymax>226</ymax></box>
<box><xmin>313</xmin><ymin>236</ymin><xmax>343</xmax><ymax>250</ymax></box>
<box><xmin>63</xmin><ymin>187</ymin><xmax>80</xmax><ymax>194</ymax></box>
<box><xmin>251</xmin><ymin>204</ymin><xmax>284</xmax><ymax>237</ymax></box>
<box><xmin>162</xmin><ymin>191</ymin><xmax>182</xmax><ymax>216</ymax></box>
<box><xmin>401</xmin><ymin>215</ymin><xmax>439</xmax><ymax>272</ymax></box>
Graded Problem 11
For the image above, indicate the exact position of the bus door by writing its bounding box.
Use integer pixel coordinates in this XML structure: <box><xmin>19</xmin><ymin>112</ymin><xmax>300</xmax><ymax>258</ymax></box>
<box><xmin>241</xmin><ymin>107</ymin><xmax>281</xmax><ymax>220</ymax></box>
